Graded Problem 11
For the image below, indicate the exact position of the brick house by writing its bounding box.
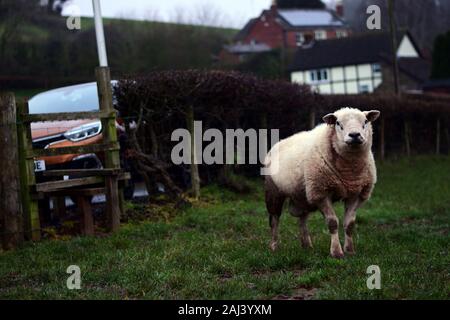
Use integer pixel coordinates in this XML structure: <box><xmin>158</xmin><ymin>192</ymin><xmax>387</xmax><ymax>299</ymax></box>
<box><xmin>289</xmin><ymin>31</ymin><xmax>430</xmax><ymax>94</ymax></box>
<box><xmin>220</xmin><ymin>3</ymin><xmax>350</xmax><ymax>64</ymax></box>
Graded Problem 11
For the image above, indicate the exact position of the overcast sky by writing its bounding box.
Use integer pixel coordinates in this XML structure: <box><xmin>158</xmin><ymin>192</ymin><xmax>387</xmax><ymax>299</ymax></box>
<box><xmin>62</xmin><ymin>0</ymin><xmax>277</xmax><ymax>29</ymax></box>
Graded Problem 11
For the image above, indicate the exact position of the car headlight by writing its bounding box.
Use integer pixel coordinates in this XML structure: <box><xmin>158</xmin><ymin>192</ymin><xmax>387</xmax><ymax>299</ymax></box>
<box><xmin>64</xmin><ymin>121</ymin><xmax>102</xmax><ymax>142</ymax></box>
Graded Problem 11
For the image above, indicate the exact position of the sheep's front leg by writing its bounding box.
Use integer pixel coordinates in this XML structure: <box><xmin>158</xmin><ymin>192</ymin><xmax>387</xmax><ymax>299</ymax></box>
<box><xmin>318</xmin><ymin>198</ymin><xmax>344</xmax><ymax>258</ymax></box>
<box><xmin>343</xmin><ymin>197</ymin><xmax>364</xmax><ymax>254</ymax></box>
<box><xmin>299</xmin><ymin>213</ymin><xmax>313</xmax><ymax>249</ymax></box>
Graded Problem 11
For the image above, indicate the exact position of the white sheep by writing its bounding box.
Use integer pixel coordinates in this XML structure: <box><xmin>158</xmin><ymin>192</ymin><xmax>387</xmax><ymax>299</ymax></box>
<box><xmin>264</xmin><ymin>107</ymin><xmax>380</xmax><ymax>258</ymax></box>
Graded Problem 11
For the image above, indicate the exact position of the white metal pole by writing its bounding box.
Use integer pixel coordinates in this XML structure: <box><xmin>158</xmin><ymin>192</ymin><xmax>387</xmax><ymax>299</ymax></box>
<box><xmin>92</xmin><ymin>0</ymin><xmax>108</xmax><ymax>67</ymax></box>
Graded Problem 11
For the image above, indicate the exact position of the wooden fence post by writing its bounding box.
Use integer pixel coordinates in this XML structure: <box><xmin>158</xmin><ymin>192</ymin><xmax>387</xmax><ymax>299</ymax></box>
<box><xmin>404</xmin><ymin>120</ymin><xmax>411</xmax><ymax>156</ymax></box>
<box><xmin>309</xmin><ymin>109</ymin><xmax>316</xmax><ymax>129</ymax></box>
<box><xmin>379</xmin><ymin>116</ymin><xmax>385</xmax><ymax>161</ymax></box>
<box><xmin>445</xmin><ymin>126</ymin><xmax>450</xmax><ymax>155</ymax></box>
<box><xmin>17</xmin><ymin>102</ymin><xmax>41</xmax><ymax>241</ymax></box>
<box><xmin>186</xmin><ymin>105</ymin><xmax>200</xmax><ymax>199</ymax></box>
<box><xmin>95</xmin><ymin>67</ymin><xmax>122</xmax><ymax>231</ymax></box>
<box><xmin>436</xmin><ymin>117</ymin><xmax>441</xmax><ymax>155</ymax></box>
<box><xmin>260</xmin><ymin>112</ymin><xmax>267</xmax><ymax>129</ymax></box>
<box><xmin>0</xmin><ymin>93</ymin><xmax>23</xmax><ymax>249</ymax></box>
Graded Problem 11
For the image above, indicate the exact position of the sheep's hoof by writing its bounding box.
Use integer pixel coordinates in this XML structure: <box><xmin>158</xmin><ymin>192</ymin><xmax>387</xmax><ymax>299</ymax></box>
<box><xmin>301</xmin><ymin>237</ymin><xmax>313</xmax><ymax>249</ymax></box>
<box><xmin>344</xmin><ymin>246</ymin><xmax>355</xmax><ymax>255</ymax></box>
<box><xmin>330</xmin><ymin>249</ymin><xmax>345</xmax><ymax>259</ymax></box>
<box><xmin>269</xmin><ymin>241</ymin><xmax>278</xmax><ymax>252</ymax></box>
<box><xmin>302</xmin><ymin>242</ymin><xmax>313</xmax><ymax>249</ymax></box>
<box><xmin>344</xmin><ymin>238</ymin><xmax>355</xmax><ymax>255</ymax></box>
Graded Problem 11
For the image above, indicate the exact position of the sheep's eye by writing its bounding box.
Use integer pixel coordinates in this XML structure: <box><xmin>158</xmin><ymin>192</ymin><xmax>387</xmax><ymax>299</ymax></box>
<box><xmin>336</xmin><ymin>121</ymin><xmax>343</xmax><ymax>129</ymax></box>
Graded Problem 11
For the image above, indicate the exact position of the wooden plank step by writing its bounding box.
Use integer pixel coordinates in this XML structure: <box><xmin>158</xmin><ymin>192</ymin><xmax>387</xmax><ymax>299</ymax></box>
<box><xmin>43</xmin><ymin>168</ymin><xmax>122</xmax><ymax>177</ymax></box>
<box><xmin>20</xmin><ymin>111</ymin><xmax>116</xmax><ymax>122</ymax></box>
<box><xmin>34</xmin><ymin>172</ymin><xmax>130</xmax><ymax>193</ymax></box>
<box><xmin>35</xmin><ymin>176</ymin><xmax>103</xmax><ymax>192</ymax></box>
<box><xmin>27</xmin><ymin>142</ymin><xmax>120</xmax><ymax>158</ymax></box>
<box><xmin>47</xmin><ymin>187</ymin><xmax>106</xmax><ymax>197</ymax></box>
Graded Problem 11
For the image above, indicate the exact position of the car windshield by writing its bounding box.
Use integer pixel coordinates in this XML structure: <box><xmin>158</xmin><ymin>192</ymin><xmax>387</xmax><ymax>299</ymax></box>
<box><xmin>28</xmin><ymin>81</ymin><xmax>117</xmax><ymax>114</ymax></box>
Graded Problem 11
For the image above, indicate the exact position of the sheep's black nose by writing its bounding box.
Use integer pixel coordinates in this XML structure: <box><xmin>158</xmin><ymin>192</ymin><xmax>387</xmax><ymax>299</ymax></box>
<box><xmin>349</xmin><ymin>132</ymin><xmax>361</xmax><ymax>139</ymax></box>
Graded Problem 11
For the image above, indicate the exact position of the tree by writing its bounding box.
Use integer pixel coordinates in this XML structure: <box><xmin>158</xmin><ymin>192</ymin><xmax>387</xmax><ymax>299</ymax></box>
<box><xmin>237</xmin><ymin>50</ymin><xmax>284</xmax><ymax>79</ymax></box>
<box><xmin>431</xmin><ymin>31</ymin><xmax>450</xmax><ymax>79</ymax></box>
<box><xmin>343</xmin><ymin>0</ymin><xmax>450</xmax><ymax>52</ymax></box>
<box><xmin>388</xmin><ymin>0</ymin><xmax>400</xmax><ymax>95</ymax></box>
<box><xmin>0</xmin><ymin>0</ymin><xmax>39</xmax><ymax>62</ymax></box>
<box><xmin>46</xmin><ymin>0</ymin><xmax>70</xmax><ymax>14</ymax></box>
<box><xmin>277</xmin><ymin>0</ymin><xmax>325</xmax><ymax>9</ymax></box>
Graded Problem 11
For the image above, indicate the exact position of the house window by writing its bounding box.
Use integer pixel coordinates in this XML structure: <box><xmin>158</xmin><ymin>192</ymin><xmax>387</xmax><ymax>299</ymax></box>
<box><xmin>336</xmin><ymin>30</ymin><xmax>348</xmax><ymax>38</ymax></box>
<box><xmin>310</xmin><ymin>69</ymin><xmax>328</xmax><ymax>83</ymax></box>
<box><xmin>358</xmin><ymin>84</ymin><xmax>370</xmax><ymax>93</ymax></box>
<box><xmin>372</xmin><ymin>63</ymin><xmax>381</xmax><ymax>74</ymax></box>
<box><xmin>295</xmin><ymin>32</ymin><xmax>305</xmax><ymax>46</ymax></box>
<box><xmin>314</xmin><ymin>30</ymin><xmax>327</xmax><ymax>40</ymax></box>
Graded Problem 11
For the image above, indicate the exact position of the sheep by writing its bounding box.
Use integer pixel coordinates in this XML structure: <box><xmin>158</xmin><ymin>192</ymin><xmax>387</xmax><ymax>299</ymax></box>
<box><xmin>264</xmin><ymin>107</ymin><xmax>380</xmax><ymax>258</ymax></box>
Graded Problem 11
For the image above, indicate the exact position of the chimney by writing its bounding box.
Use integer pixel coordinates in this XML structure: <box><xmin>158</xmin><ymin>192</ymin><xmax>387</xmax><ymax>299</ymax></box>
<box><xmin>270</xmin><ymin>0</ymin><xmax>278</xmax><ymax>13</ymax></box>
<box><xmin>335</xmin><ymin>1</ymin><xmax>344</xmax><ymax>17</ymax></box>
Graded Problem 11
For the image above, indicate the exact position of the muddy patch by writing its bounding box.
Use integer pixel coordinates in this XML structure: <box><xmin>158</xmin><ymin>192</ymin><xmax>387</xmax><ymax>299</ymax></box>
<box><xmin>251</xmin><ymin>269</ymin><xmax>304</xmax><ymax>278</ymax></box>
<box><xmin>273</xmin><ymin>286</ymin><xmax>317</xmax><ymax>300</ymax></box>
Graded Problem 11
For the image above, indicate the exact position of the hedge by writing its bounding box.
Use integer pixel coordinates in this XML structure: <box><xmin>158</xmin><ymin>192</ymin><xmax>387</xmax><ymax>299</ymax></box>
<box><xmin>114</xmin><ymin>70</ymin><xmax>450</xmax><ymax>193</ymax></box>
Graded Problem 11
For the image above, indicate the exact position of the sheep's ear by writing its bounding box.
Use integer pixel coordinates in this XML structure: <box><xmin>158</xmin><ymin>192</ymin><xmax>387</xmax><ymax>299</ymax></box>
<box><xmin>364</xmin><ymin>110</ymin><xmax>380</xmax><ymax>122</ymax></box>
<box><xmin>323</xmin><ymin>113</ymin><xmax>337</xmax><ymax>125</ymax></box>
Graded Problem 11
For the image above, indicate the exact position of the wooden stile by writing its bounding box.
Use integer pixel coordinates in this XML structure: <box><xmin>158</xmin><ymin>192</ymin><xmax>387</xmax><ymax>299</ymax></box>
<box><xmin>10</xmin><ymin>66</ymin><xmax>127</xmax><ymax>240</ymax></box>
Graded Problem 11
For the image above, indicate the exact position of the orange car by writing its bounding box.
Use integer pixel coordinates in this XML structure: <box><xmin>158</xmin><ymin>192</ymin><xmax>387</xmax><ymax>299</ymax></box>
<box><xmin>31</xmin><ymin>119</ymin><xmax>104</xmax><ymax>168</ymax></box>
<box><xmin>28</xmin><ymin>81</ymin><xmax>134</xmax><ymax>197</ymax></box>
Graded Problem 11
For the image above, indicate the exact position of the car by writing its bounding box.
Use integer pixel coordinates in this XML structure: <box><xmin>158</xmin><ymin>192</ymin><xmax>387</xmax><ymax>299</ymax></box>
<box><xmin>28</xmin><ymin>81</ymin><xmax>137</xmax><ymax>199</ymax></box>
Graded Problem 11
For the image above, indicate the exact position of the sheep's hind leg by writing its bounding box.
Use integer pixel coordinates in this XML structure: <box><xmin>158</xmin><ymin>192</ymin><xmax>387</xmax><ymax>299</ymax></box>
<box><xmin>291</xmin><ymin>204</ymin><xmax>313</xmax><ymax>248</ymax></box>
<box><xmin>269</xmin><ymin>215</ymin><xmax>280</xmax><ymax>251</ymax></box>
<box><xmin>299</xmin><ymin>212</ymin><xmax>313</xmax><ymax>249</ymax></box>
<box><xmin>265</xmin><ymin>178</ymin><xmax>285</xmax><ymax>252</ymax></box>
<box><xmin>318</xmin><ymin>197</ymin><xmax>344</xmax><ymax>258</ymax></box>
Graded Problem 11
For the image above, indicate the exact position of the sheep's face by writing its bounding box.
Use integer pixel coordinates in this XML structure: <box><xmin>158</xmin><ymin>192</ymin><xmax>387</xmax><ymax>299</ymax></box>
<box><xmin>323</xmin><ymin>108</ymin><xmax>380</xmax><ymax>152</ymax></box>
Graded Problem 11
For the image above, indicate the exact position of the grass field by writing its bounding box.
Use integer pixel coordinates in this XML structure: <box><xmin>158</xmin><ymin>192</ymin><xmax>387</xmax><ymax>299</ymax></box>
<box><xmin>3</xmin><ymin>16</ymin><xmax>237</xmax><ymax>44</ymax></box>
<box><xmin>79</xmin><ymin>17</ymin><xmax>238</xmax><ymax>36</ymax></box>
<box><xmin>0</xmin><ymin>156</ymin><xmax>449</xmax><ymax>299</ymax></box>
